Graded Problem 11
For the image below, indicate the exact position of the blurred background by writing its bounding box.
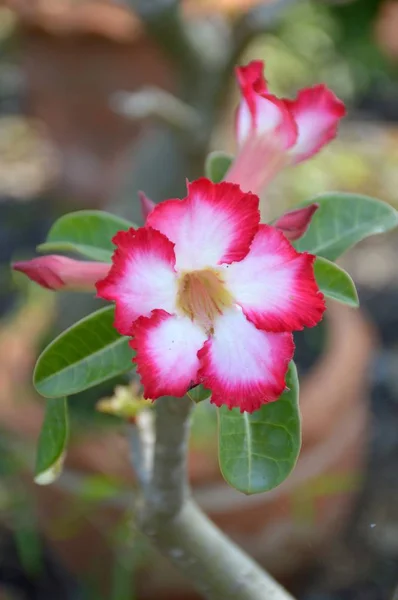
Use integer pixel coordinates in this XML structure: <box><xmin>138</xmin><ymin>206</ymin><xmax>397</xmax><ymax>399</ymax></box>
<box><xmin>0</xmin><ymin>0</ymin><xmax>398</xmax><ymax>598</ymax></box>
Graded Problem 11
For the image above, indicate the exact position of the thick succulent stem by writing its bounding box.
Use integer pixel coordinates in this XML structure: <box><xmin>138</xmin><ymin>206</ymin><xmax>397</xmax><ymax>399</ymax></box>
<box><xmin>132</xmin><ymin>396</ymin><xmax>295</xmax><ymax>600</ymax></box>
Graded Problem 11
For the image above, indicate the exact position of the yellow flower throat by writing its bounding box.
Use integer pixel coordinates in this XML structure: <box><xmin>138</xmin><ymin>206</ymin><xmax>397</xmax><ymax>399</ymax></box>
<box><xmin>177</xmin><ymin>268</ymin><xmax>233</xmax><ymax>333</ymax></box>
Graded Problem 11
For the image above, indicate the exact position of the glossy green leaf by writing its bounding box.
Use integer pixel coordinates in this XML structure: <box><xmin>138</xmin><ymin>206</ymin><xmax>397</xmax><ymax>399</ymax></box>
<box><xmin>187</xmin><ymin>385</ymin><xmax>212</xmax><ymax>403</ymax></box>
<box><xmin>315</xmin><ymin>257</ymin><xmax>359</xmax><ymax>307</ymax></box>
<box><xmin>205</xmin><ymin>151</ymin><xmax>233</xmax><ymax>183</ymax></box>
<box><xmin>38</xmin><ymin>210</ymin><xmax>134</xmax><ymax>262</ymax></box>
<box><xmin>295</xmin><ymin>193</ymin><xmax>398</xmax><ymax>260</ymax></box>
<box><xmin>34</xmin><ymin>306</ymin><xmax>133</xmax><ymax>398</ymax></box>
<box><xmin>35</xmin><ymin>397</ymin><xmax>68</xmax><ymax>485</ymax></box>
<box><xmin>218</xmin><ymin>362</ymin><xmax>300</xmax><ymax>495</ymax></box>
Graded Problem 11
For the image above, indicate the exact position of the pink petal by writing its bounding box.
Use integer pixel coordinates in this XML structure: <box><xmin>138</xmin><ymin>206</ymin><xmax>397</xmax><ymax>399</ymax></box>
<box><xmin>131</xmin><ymin>309</ymin><xmax>207</xmax><ymax>399</ymax></box>
<box><xmin>235</xmin><ymin>61</ymin><xmax>297</xmax><ymax>148</ymax></box>
<box><xmin>274</xmin><ymin>203</ymin><xmax>319</xmax><ymax>241</ymax></box>
<box><xmin>285</xmin><ymin>84</ymin><xmax>346</xmax><ymax>164</ymax></box>
<box><xmin>236</xmin><ymin>93</ymin><xmax>297</xmax><ymax>149</ymax></box>
<box><xmin>197</xmin><ymin>308</ymin><xmax>294</xmax><ymax>413</ymax></box>
<box><xmin>96</xmin><ymin>227</ymin><xmax>178</xmax><ymax>336</ymax></box>
<box><xmin>254</xmin><ymin>94</ymin><xmax>297</xmax><ymax>148</ymax></box>
<box><xmin>224</xmin><ymin>225</ymin><xmax>325</xmax><ymax>332</ymax></box>
<box><xmin>138</xmin><ymin>190</ymin><xmax>155</xmax><ymax>222</ymax></box>
<box><xmin>13</xmin><ymin>256</ymin><xmax>110</xmax><ymax>292</ymax></box>
<box><xmin>235</xmin><ymin>98</ymin><xmax>254</xmax><ymax>147</ymax></box>
<box><xmin>236</xmin><ymin>61</ymin><xmax>268</xmax><ymax>95</ymax></box>
<box><xmin>225</xmin><ymin>134</ymin><xmax>288</xmax><ymax>196</ymax></box>
<box><xmin>147</xmin><ymin>178</ymin><xmax>259</xmax><ymax>271</ymax></box>
<box><xmin>13</xmin><ymin>257</ymin><xmax>64</xmax><ymax>290</ymax></box>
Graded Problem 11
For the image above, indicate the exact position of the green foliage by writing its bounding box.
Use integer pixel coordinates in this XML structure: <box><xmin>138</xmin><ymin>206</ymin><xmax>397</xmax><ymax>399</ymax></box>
<box><xmin>34</xmin><ymin>306</ymin><xmax>133</xmax><ymax>398</ymax></box>
<box><xmin>295</xmin><ymin>193</ymin><xmax>398</xmax><ymax>260</ymax></box>
<box><xmin>205</xmin><ymin>151</ymin><xmax>234</xmax><ymax>183</ymax></box>
<box><xmin>218</xmin><ymin>362</ymin><xmax>300</xmax><ymax>494</ymax></box>
<box><xmin>38</xmin><ymin>210</ymin><xmax>134</xmax><ymax>262</ymax></box>
<box><xmin>34</xmin><ymin>397</ymin><xmax>69</xmax><ymax>485</ymax></box>
<box><xmin>314</xmin><ymin>257</ymin><xmax>358</xmax><ymax>307</ymax></box>
<box><xmin>187</xmin><ymin>385</ymin><xmax>212</xmax><ymax>403</ymax></box>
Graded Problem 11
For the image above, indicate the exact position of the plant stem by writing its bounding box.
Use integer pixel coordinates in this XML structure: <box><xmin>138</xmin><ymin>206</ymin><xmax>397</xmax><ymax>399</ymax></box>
<box><xmin>133</xmin><ymin>396</ymin><xmax>295</xmax><ymax>600</ymax></box>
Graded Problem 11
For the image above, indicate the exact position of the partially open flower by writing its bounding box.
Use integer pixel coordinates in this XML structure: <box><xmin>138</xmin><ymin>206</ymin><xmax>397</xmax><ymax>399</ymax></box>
<box><xmin>97</xmin><ymin>179</ymin><xmax>325</xmax><ymax>413</ymax></box>
<box><xmin>226</xmin><ymin>60</ymin><xmax>346</xmax><ymax>195</ymax></box>
<box><xmin>13</xmin><ymin>256</ymin><xmax>110</xmax><ymax>292</ymax></box>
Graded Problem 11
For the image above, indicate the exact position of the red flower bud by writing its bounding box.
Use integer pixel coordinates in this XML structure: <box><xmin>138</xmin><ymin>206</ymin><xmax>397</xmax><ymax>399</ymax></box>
<box><xmin>12</xmin><ymin>256</ymin><xmax>110</xmax><ymax>292</ymax></box>
<box><xmin>138</xmin><ymin>191</ymin><xmax>155</xmax><ymax>222</ymax></box>
<box><xmin>273</xmin><ymin>204</ymin><xmax>319</xmax><ymax>241</ymax></box>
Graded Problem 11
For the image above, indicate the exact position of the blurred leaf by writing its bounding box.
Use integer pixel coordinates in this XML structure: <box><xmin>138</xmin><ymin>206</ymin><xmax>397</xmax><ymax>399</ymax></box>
<box><xmin>218</xmin><ymin>362</ymin><xmax>300</xmax><ymax>495</ymax></box>
<box><xmin>14</xmin><ymin>525</ymin><xmax>43</xmax><ymax>576</ymax></box>
<box><xmin>295</xmin><ymin>193</ymin><xmax>398</xmax><ymax>260</ymax></box>
<box><xmin>38</xmin><ymin>210</ymin><xmax>134</xmax><ymax>262</ymax></box>
<box><xmin>34</xmin><ymin>397</ymin><xmax>68</xmax><ymax>485</ymax></box>
<box><xmin>205</xmin><ymin>151</ymin><xmax>233</xmax><ymax>183</ymax></box>
<box><xmin>34</xmin><ymin>306</ymin><xmax>133</xmax><ymax>398</ymax></box>
<box><xmin>315</xmin><ymin>257</ymin><xmax>358</xmax><ymax>307</ymax></box>
<box><xmin>187</xmin><ymin>385</ymin><xmax>211</xmax><ymax>403</ymax></box>
<box><xmin>78</xmin><ymin>475</ymin><xmax>125</xmax><ymax>503</ymax></box>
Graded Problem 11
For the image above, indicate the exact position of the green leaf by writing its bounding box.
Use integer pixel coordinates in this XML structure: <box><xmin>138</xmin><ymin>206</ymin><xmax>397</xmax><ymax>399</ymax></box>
<box><xmin>218</xmin><ymin>362</ymin><xmax>301</xmax><ymax>495</ymax></box>
<box><xmin>205</xmin><ymin>151</ymin><xmax>233</xmax><ymax>183</ymax></box>
<box><xmin>295</xmin><ymin>193</ymin><xmax>398</xmax><ymax>260</ymax></box>
<box><xmin>34</xmin><ymin>306</ymin><xmax>133</xmax><ymax>398</ymax></box>
<box><xmin>187</xmin><ymin>385</ymin><xmax>211</xmax><ymax>403</ymax></box>
<box><xmin>34</xmin><ymin>397</ymin><xmax>68</xmax><ymax>485</ymax></box>
<box><xmin>314</xmin><ymin>257</ymin><xmax>359</xmax><ymax>307</ymax></box>
<box><xmin>38</xmin><ymin>210</ymin><xmax>134</xmax><ymax>262</ymax></box>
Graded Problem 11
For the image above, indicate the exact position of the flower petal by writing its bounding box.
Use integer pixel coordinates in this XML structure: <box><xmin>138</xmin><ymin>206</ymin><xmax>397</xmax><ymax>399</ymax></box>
<box><xmin>224</xmin><ymin>225</ymin><xmax>325</xmax><ymax>332</ymax></box>
<box><xmin>147</xmin><ymin>179</ymin><xmax>260</xmax><ymax>271</ymax></box>
<box><xmin>285</xmin><ymin>84</ymin><xmax>346</xmax><ymax>164</ymax></box>
<box><xmin>96</xmin><ymin>227</ymin><xmax>178</xmax><ymax>335</ymax></box>
<box><xmin>198</xmin><ymin>308</ymin><xmax>294</xmax><ymax>413</ymax></box>
<box><xmin>236</xmin><ymin>61</ymin><xmax>268</xmax><ymax>95</ymax></box>
<box><xmin>235</xmin><ymin>62</ymin><xmax>297</xmax><ymax>148</ymax></box>
<box><xmin>131</xmin><ymin>310</ymin><xmax>207</xmax><ymax>399</ymax></box>
<box><xmin>237</xmin><ymin>93</ymin><xmax>297</xmax><ymax>148</ymax></box>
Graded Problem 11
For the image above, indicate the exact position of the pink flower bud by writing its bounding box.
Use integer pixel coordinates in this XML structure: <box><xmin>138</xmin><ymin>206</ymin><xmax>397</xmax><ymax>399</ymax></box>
<box><xmin>138</xmin><ymin>191</ymin><xmax>155</xmax><ymax>222</ymax></box>
<box><xmin>273</xmin><ymin>204</ymin><xmax>319</xmax><ymax>241</ymax></box>
<box><xmin>12</xmin><ymin>256</ymin><xmax>110</xmax><ymax>292</ymax></box>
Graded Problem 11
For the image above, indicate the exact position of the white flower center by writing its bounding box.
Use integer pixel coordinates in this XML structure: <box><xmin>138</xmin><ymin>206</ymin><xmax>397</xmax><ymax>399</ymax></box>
<box><xmin>177</xmin><ymin>268</ymin><xmax>233</xmax><ymax>333</ymax></box>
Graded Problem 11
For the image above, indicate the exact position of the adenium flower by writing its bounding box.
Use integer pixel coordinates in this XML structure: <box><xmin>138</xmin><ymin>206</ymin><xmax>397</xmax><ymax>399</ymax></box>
<box><xmin>97</xmin><ymin>179</ymin><xmax>325</xmax><ymax>413</ymax></box>
<box><xmin>226</xmin><ymin>60</ymin><xmax>346</xmax><ymax>196</ymax></box>
<box><xmin>13</xmin><ymin>256</ymin><xmax>110</xmax><ymax>292</ymax></box>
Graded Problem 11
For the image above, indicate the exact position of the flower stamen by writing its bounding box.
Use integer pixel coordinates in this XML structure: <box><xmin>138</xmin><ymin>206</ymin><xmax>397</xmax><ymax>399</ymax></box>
<box><xmin>177</xmin><ymin>268</ymin><xmax>233</xmax><ymax>333</ymax></box>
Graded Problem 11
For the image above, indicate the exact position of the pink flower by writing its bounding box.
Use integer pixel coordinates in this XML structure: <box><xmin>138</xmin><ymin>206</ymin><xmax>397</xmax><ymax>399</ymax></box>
<box><xmin>97</xmin><ymin>179</ymin><xmax>325</xmax><ymax>413</ymax></box>
<box><xmin>226</xmin><ymin>60</ymin><xmax>346</xmax><ymax>196</ymax></box>
<box><xmin>13</xmin><ymin>256</ymin><xmax>110</xmax><ymax>292</ymax></box>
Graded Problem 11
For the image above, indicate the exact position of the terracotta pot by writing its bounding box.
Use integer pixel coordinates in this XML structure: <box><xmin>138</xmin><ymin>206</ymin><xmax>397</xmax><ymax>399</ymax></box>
<box><xmin>19</xmin><ymin>30</ymin><xmax>174</xmax><ymax>206</ymax></box>
<box><xmin>0</xmin><ymin>296</ymin><xmax>375</xmax><ymax>598</ymax></box>
<box><xmin>4</xmin><ymin>0</ymin><xmax>272</xmax><ymax>207</ymax></box>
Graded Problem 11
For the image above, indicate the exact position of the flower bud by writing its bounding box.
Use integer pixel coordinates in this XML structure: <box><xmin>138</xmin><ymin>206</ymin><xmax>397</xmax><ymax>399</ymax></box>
<box><xmin>13</xmin><ymin>256</ymin><xmax>110</xmax><ymax>292</ymax></box>
<box><xmin>138</xmin><ymin>191</ymin><xmax>155</xmax><ymax>222</ymax></box>
<box><xmin>273</xmin><ymin>204</ymin><xmax>319</xmax><ymax>241</ymax></box>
